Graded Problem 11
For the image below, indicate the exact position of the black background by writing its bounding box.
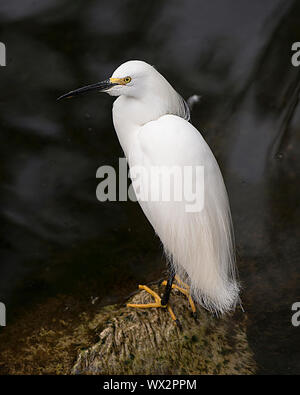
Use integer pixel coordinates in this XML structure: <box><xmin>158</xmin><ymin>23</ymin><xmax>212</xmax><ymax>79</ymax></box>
<box><xmin>0</xmin><ymin>0</ymin><xmax>300</xmax><ymax>374</ymax></box>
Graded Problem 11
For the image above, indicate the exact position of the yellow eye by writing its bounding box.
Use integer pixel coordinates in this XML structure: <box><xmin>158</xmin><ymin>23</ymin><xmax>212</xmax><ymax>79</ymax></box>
<box><xmin>124</xmin><ymin>76</ymin><xmax>131</xmax><ymax>84</ymax></box>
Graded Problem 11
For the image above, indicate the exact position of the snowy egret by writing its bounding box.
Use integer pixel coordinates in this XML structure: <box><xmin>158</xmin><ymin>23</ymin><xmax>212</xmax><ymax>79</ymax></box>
<box><xmin>58</xmin><ymin>60</ymin><xmax>240</xmax><ymax>323</ymax></box>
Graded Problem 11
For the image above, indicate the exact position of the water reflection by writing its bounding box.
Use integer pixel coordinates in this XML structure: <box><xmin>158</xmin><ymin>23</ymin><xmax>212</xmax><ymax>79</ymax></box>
<box><xmin>0</xmin><ymin>0</ymin><xmax>299</xmax><ymax>374</ymax></box>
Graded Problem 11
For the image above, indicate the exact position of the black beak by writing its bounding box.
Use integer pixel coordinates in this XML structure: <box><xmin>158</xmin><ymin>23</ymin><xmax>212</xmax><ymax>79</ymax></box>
<box><xmin>57</xmin><ymin>79</ymin><xmax>115</xmax><ymax>101</ymax></box>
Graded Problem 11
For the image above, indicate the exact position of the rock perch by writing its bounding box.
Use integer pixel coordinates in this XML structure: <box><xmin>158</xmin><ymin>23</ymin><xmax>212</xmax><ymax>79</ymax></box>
<box><xmin>72</xmin><ymin>283</ymin><xmax>255</xmax><ymax>374</ymax></box>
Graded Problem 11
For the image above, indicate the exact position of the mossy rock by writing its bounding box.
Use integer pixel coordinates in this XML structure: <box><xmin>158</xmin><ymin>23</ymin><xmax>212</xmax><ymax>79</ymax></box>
<box><xmin>72</xmin><ymin>284</ymin><xmax>256</xmax><ymax>374</ymax></box>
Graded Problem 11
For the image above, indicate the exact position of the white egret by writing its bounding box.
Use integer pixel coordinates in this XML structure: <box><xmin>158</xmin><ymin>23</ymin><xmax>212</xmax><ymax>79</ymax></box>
<box><xmin>58</xmin><ymin>60</ymin><xmax>240</xmax><ymax>323</ymax></box>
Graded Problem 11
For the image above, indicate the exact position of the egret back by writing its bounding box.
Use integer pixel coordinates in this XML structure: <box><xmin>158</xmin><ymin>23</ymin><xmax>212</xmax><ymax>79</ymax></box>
<box><xmin>134</xmin><ymin>115</ymin><xmax>239</xmax><ymax>314</ymax></box>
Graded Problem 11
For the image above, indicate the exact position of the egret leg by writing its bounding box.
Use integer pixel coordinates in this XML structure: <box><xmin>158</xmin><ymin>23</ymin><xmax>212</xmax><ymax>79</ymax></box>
<box><xmin>161</xmin><ymin>272</ymin><xmax>175</xmax><ymax>306</ymax></box>
<box><xmin>161</xmin><ymin>275</ymin><xmax>197</xmax><ymax>317</ymax></box>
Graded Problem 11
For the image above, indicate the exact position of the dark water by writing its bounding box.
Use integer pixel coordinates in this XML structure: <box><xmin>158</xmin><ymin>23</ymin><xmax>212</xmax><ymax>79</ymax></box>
<box><xmin>0</xmin><ymin>0</ymin><xmax>300</xmax><ymax>374</ymax></box>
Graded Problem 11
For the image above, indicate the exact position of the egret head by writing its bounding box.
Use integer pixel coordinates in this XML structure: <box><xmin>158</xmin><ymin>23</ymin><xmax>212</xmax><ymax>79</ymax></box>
<box><xmin>58</xmin><ymin>60</ymin><xmax>190</xmax><ymax>121</ymax></box>
<box><xmin>106</xmin><ymin>60</ymin><xmax>155</xmax><ymax>98</ymax></box>
<box><xmin>57</xmin><ymin>61</ymin><xmax>155</xmax><ymax>100</ymax></box>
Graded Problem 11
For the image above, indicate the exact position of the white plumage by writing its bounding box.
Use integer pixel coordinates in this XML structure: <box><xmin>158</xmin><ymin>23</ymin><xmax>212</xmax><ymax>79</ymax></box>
<box><xmin>59</xmin><ymin>59</ymin><xmax>240</xmax><ymax>314</ymax></box>
<box><xmin>110</xmin><ymin>61</ymin><xmax>239</xmax><ymax>314</ymax></box>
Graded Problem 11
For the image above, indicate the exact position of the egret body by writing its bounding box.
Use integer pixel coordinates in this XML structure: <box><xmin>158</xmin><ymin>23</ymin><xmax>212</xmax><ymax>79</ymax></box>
<box><xmin>59</xmin><ymin>60</ymin><xmax>240</xmax><ymax>319</ymax></box>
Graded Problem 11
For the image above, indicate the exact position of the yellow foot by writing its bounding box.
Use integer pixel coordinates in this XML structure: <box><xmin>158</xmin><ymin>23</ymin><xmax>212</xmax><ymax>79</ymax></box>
<box><xmin>161</xmin><ymin>275</ymin><xmax>197</xmax><ymax>317</ymax></box>
<box><xmin>127</xmin><ymin>285</ymin><xmax>178</xmax><ymax>323</ymax></box>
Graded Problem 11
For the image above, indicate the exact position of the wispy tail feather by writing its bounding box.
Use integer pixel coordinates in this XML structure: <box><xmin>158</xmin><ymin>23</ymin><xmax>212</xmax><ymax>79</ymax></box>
<box><xmin>152</xmin><ymin>167</ymin><xmax>240</xmax><ymax>315</ymax></box>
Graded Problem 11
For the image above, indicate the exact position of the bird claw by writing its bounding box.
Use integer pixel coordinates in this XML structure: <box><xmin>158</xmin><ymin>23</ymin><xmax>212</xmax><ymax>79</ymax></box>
<box><xmin>127</xmin><ymin>275</ymin><xmax>197</xmax><ymax>327</ymax></box>
<box><xmin>127</xmin><ymin>284</ymin><xmax>178</xmax><ymax>324</ymax></box>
